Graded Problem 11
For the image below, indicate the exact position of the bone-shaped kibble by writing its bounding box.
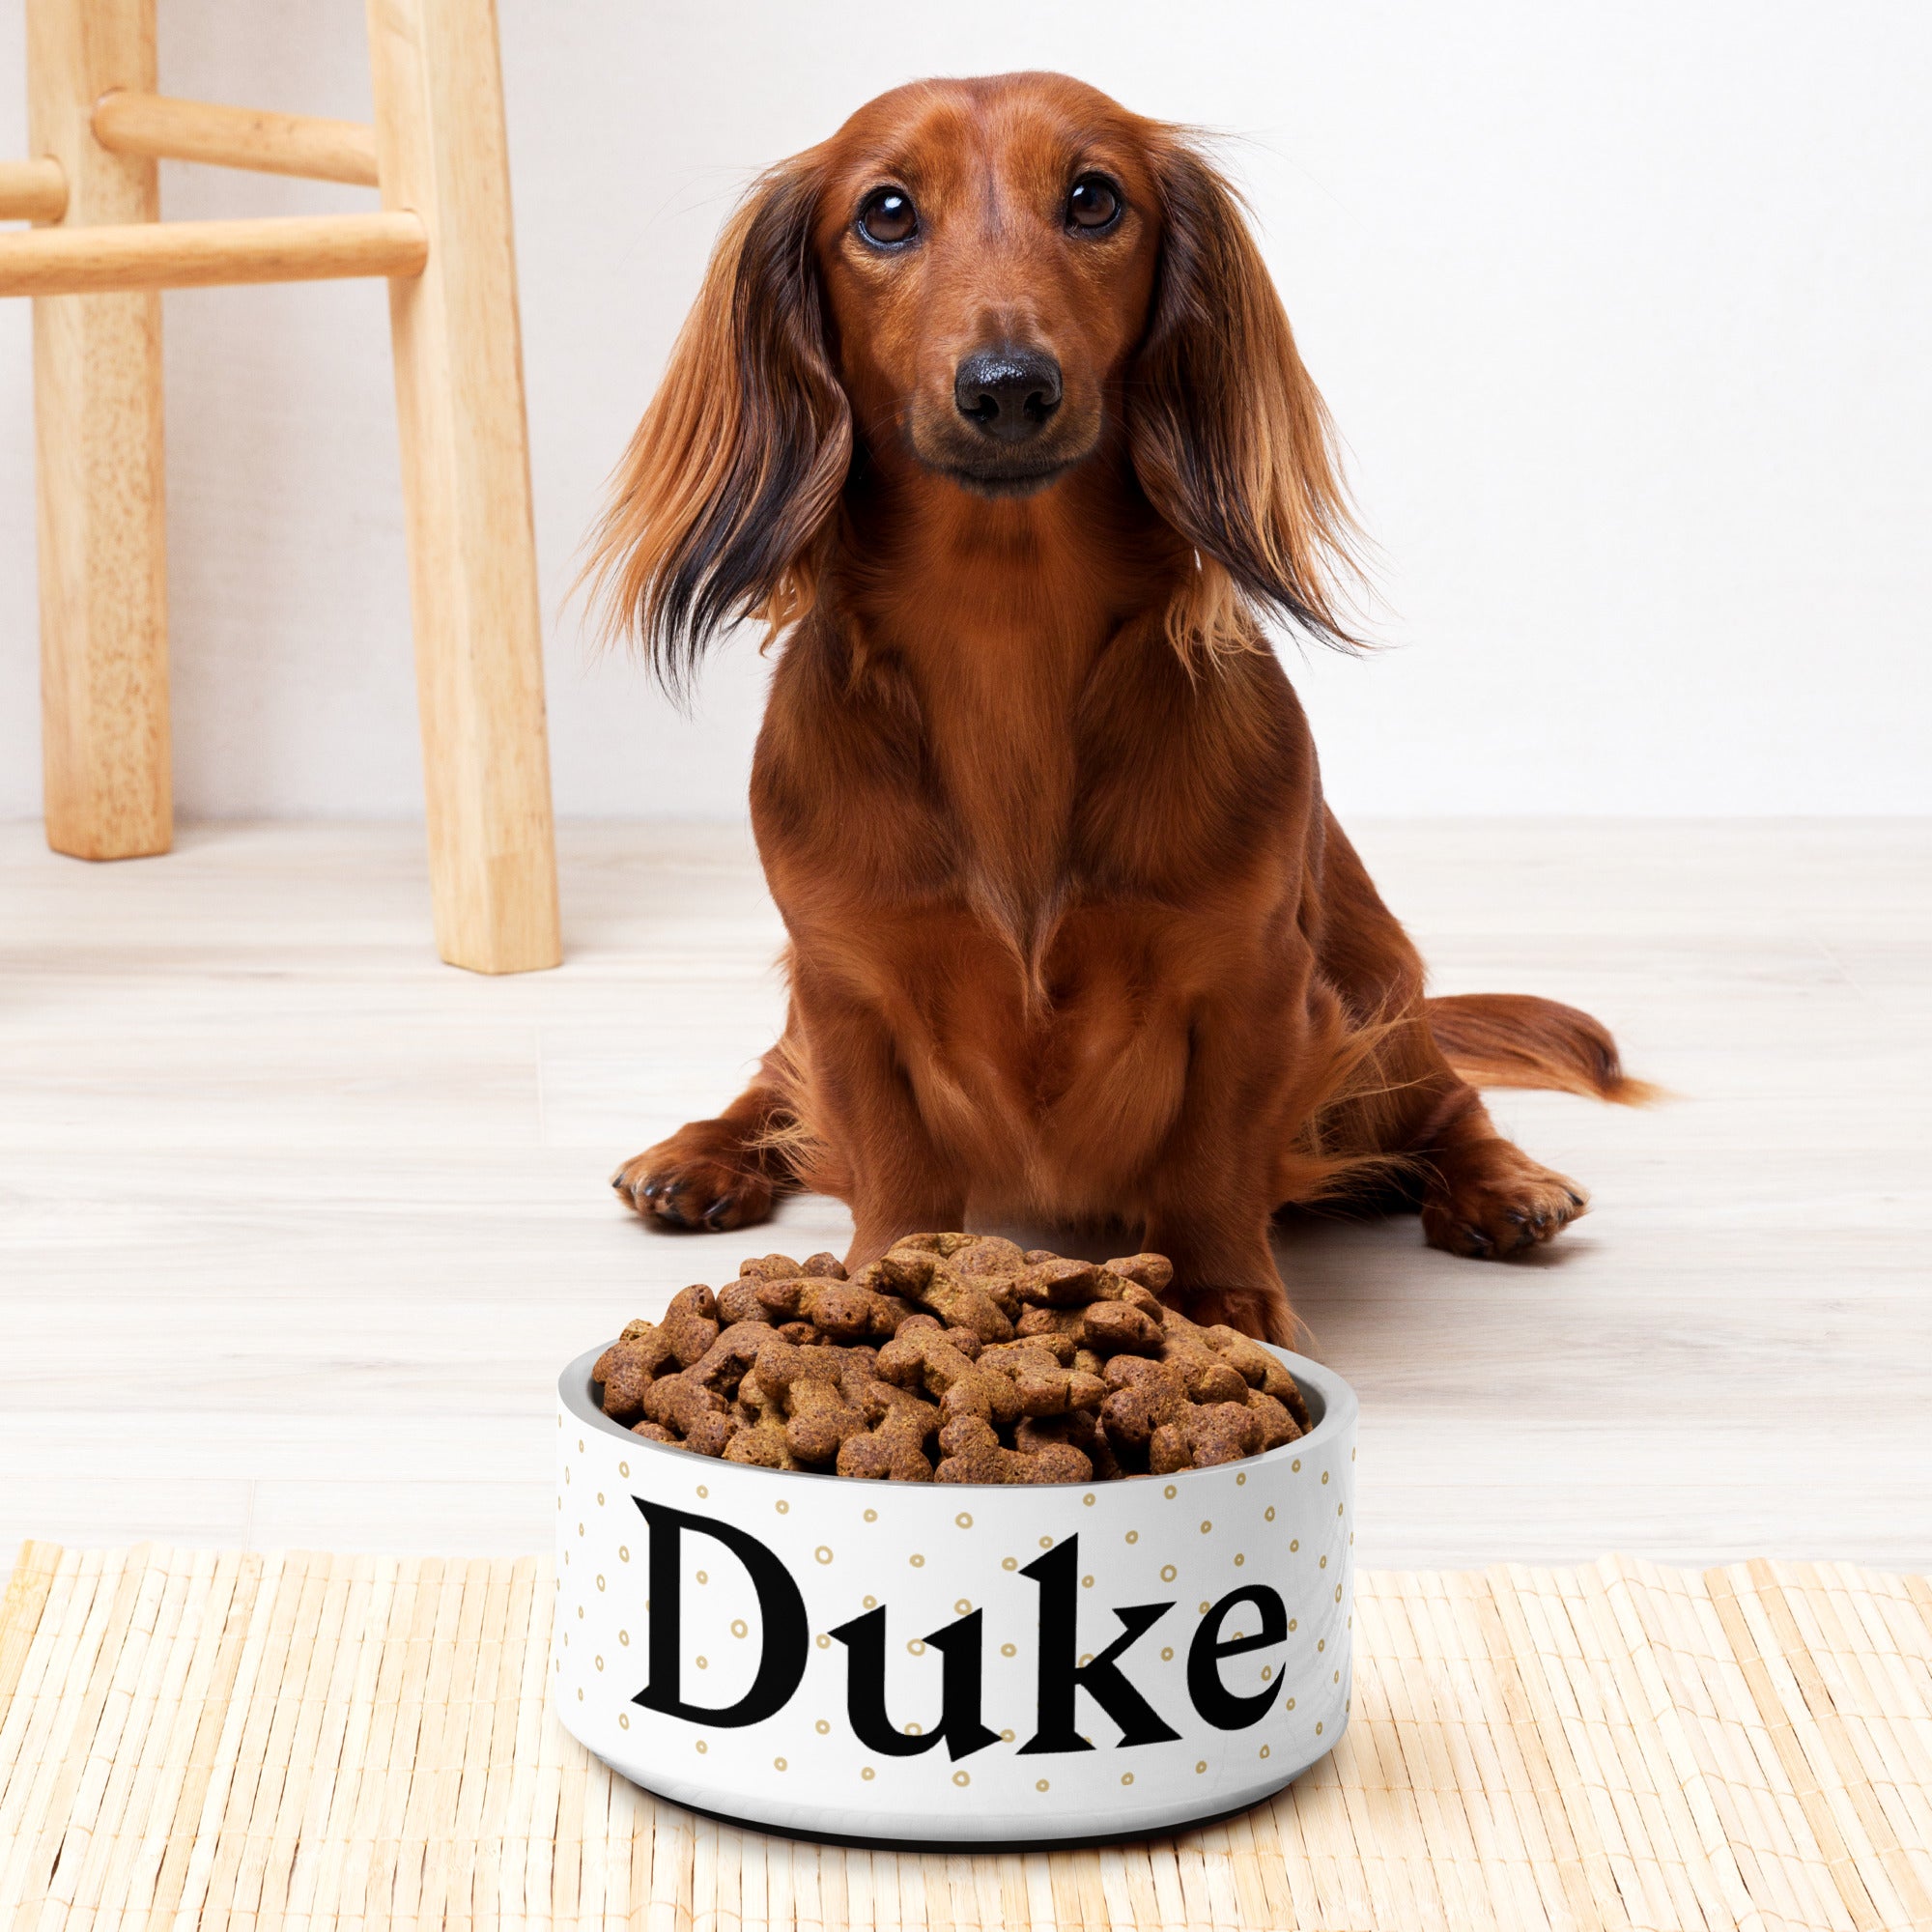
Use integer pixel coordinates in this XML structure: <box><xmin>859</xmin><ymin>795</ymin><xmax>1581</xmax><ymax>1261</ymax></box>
<box><xmin>1013</xmin><ymin>1258</ymin><xmax>1124</xmax><ymax>1306</ymax></box>
<box><xmin>714</xmin><ymin>1276</ymin><xmax>770</xmax><ymax>1325</ymax></box>
<box><xmin>893</xmin><ymin>1313</ymin><xmax>984</xmax><ymax>1358</ymax></box>
<box><xmin>1014</xmin><ymin>1305</ymin><xmax>1082</xmax><ymax>1343</ymax></box>
<box><xmin>734</xmin><ymin>1366</ymin><xmax>780</xmax><ymax>1420</ymax></box>
<box><xmin>1201</xmin><ymin>1324</ymin><xmax>1312</xmax><ymax>1427</ymax></box>
<box><xmin>1148</xmin><ymin>1422</ymin><xmax>1189</xmax><ymax>1475</ymax></box>
<box><xmin>1103</xmin><ymin>1253</ymin><xmax>1175</xmax><ymax>1293</ymax></box>
<box><xmin>1098</xmin><ymin>1356</ymin><xmax>1190</xmax><ymax>1448</ymax></box>
<box><xmin>750</xmin><ymin>1334</ymin><xmax>846</xmax><ymax>1393</ymax></box>
<box><xmin>737</xmin><ymin>1253</ymin><xmax>803</xmax><ymax>1280</ymax></box>
<box><xmin>908</xmin><ymin>1236</ymin><xmax>1025</xmax><ymax>1317</ymax></box>
<box><xmin>835</xmin><ymin>1346</ymin><xmax>883</xmax><ymax>1410</ymax></box>
<box><xmin>660</xmin><ymin>1284</ymin><xmax>722</xmax><ymax>1367</ymax></box>
<box><xmin>723</xmin><ymin>1413</ymin><xmax>799</xmax><ymax>1469</ymax></box>
<box><xmin>876</xmin><ymin>1326</ymin><xmax>1023</xmax><ymax>1428</ymax></box>
<box><xmin>639</xmin><ymin>1370</ymin><xmax>726</xmax><ymax>1429</ymax></box>
<box><xmin>972</xmin><ymin>1341</ymin><xmax>1107</xmax><ymax>1419</ymax></box>
<box><xmin>593</xmin><ymin>1327</ymin><xmax>675</xmax><ymax>1421</ymax></box>
<box><xmin>866</xmin><ymin>1251</ymin><xmax>1014</xmax><ymax>1341</ymax></box>
<box><xmin>639</xmin><ymin>1373</ymin><xmax>738</xmax><ymax>1457</ymax></box>
<box><xmin>947</xmin><ymin>1235</ymin><xmax>1027</xmax><ymax>1278</ymax></box>
<box><xmin>976</xmin><ymin>1337</ymin><xmax>1069</xmax><ymax>1373</ymax></box>
<box><xmin>1010</xmin><ymin>1309</ymin><xmax>1122</xmax><ymax>1386</ymax></box>
<box><xmin>1150</xmin><ymin>1400</ymin><xmax>1264</xmax><ymax>1472</ymax></box>
<box><xmin>753</xmin><ymin>1275</ymin><xmax>904</xmax><ymax>1342</ymax></box>
<box><xmin>1179</xmin><ymin>1356</ymin><xmax>1252</xmax><ymax>1405</ymax></box>
<box><xmin>887</xmin><ymin>1233</ymin><xmax>979</xmax><ymax>1260</ymax></box>
<box><xmin>935</xmin><ymin>1414</ymin><xmax>1093</xmax><ymax>1485</ymax></box>
<box><xmin>987</xmin><ymin>1327</ymin><xmax>1076</xmax><ymax>1366</ymax></box>
<box><xmin>1155</xmin><ymin>1311</ymin><xmax>1258</xmax><ymax>1405</ymax></box>
<box><xmin>1245</xmin><ymin>1388</ymin><xmax>1303</xmax><ymax>1451</ymax></box>
<box><xmin>753</xmin><ymin>1337</ymin><xmax>870</xmax><ymax>1465</ymax></box>
<box><xmin>836</xmin><ymin>1388</ymin><xmax>938</xmax><ymax>1481</ymax></box>
<box><xmin>1079</xmin><ymin>1301</ymin><xmax>1165</xmax><ymax>1356</ymax></box>
<box><xmin>594</xmin><ymin>1236</ymin><xmax>1307</xmax><ymax>1483</ymax></box>
<box><xmin>683</xmin><ymin>1322</ymin><xmax>780</xmax><ymax>1396</ymax></box>
<box><xmin>1015</xmin><ymin>1407</ymin><xmax>1122</xmax><ymax>1480</ymax></box>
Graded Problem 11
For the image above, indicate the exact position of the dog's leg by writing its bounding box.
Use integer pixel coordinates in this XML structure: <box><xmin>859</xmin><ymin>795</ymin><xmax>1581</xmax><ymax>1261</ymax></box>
<box><xmin>783</xmin><ymin>971</ymin><xmax>966</xmax><ymax>1272</ymax></box>
<box><xmin>1408</xmin><ymin>1083</ymin><xmax>1588</xmax><ymax>1259</ymax></box>
<box><xmin>1143</xmin><ymin>1211</ymin><xmax>1295</xmax><ymax>1347</ymax></box>
<box><xmin>1137</xmin><ymin>1004</ymin><xmax>1300</xmax><ymax>1345</ymax></box>
<box><xmin>1307</xmin><ymin>811</ymin><xmax>1592</xmax><ymax>1260</ymax></box>
<box><xmin>1309</xmin><ymin>1005</ymin><xmax>1591</xmax><ymax>1258</ymax></box>
<box><xmin>1320</xmin><ymin>1033</ymin><xmax>1590</xmax><ymax>1260</ymax></box>
<box><xmin>611</xmin><ymin>1039</ymin><xmax>798</xmax><ymax>1232</ymax></box>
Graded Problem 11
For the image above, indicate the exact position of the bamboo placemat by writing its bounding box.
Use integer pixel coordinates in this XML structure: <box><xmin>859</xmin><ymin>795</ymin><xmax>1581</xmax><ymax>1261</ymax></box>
<box><xmin>3</xmin><ymin>1545</ymin><xmax>1930</xmax><ymax>1930</ymax></box>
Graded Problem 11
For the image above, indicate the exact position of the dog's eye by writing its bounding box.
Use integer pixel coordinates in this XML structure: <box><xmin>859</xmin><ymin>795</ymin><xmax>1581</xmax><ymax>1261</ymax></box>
<box><xmin>1066</xmin><ymin>175</ymin><xmax>1122</xmax><ymax>232</ymax></box>
<box><xmin>857</xmin><ymin>188</ymin><xmax>918</xmax><ymax>246</ymax></box>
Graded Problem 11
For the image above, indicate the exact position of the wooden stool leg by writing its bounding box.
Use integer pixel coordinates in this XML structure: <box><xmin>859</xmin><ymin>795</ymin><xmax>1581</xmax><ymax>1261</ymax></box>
<box><xmin>365</xmin><ymin>0</ymin><xmax>561</xmax><ymax>974</ymax></box>
<box><xmin>29</xmin><ymin>0</ymin><xmax>170</xmax><ymax>861</ymax></box>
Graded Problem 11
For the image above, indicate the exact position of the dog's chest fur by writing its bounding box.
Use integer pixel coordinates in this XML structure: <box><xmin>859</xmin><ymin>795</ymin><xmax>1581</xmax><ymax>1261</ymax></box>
<box><xmin>753</xmin><ymin>597</ymin><xmax>1319</xmax><ymax>1207</ymax></box>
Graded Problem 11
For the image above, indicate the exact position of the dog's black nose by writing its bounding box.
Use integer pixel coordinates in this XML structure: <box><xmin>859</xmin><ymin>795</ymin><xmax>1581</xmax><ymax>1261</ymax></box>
<box><xmin>953</xmin><ymin>346</ymin><xmax>1062</xmax><ymax>442</ymax></box>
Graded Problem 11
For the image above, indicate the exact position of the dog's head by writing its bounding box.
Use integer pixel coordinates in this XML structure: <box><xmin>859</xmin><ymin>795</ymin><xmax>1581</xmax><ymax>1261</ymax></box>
<box><xmin>589</xmin><ymin>72</ymin><xmax>1358</xmax><ymax>692</ymax></box>
<box><xmin>811</xmin><ymin>74</ymin><xmax>1160</xmax><ymax>503</ymax></box>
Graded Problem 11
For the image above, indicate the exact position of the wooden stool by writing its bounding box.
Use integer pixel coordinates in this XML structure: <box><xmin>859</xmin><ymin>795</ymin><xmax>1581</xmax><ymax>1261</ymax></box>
<box><xmin>0</xmin><ymin>0</ymin><xmax>561</xmax><ymax>974</ymax></box>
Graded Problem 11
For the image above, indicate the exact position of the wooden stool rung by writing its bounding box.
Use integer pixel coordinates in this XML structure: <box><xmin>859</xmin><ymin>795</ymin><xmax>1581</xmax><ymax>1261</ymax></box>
<box><xmin>0</xmin><ymin>210</ymin><xmax>426</xmax><ymax>296</ymax></box>
<box><xmin>91</xmin><ymin>90</ymin><xmax>380</xmax><ymax>187</ymax></box>
<box><xmin>0</xmin><ymin>156</ymin><xmax>65</xmax><ymax>221</ymax></box>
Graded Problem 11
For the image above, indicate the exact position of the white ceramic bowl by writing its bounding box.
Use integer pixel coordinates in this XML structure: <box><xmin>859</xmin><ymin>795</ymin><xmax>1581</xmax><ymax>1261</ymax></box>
<box><xmin>554</xmin><ymin>1341</ymin><xmax>1357</xmax><ymax>1846</ymax></box>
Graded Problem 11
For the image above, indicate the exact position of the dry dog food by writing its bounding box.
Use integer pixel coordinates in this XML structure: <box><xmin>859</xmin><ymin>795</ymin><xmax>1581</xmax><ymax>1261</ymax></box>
<box><xmin>590</xmin><ymin>1234</ymin><xmax>1310</xmax><ymax>1485</ymax></box>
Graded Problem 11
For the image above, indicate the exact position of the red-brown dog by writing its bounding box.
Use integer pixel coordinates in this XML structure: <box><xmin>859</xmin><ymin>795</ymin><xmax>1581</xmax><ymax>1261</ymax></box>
<box><xmin>591</xmin><ymin>72</ymin><xmax>1648</xmax><ymax>1343</ymax></box>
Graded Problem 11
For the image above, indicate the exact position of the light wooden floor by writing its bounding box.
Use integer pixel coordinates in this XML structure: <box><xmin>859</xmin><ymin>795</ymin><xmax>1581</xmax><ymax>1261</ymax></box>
<box><xmin>2</xmin><ymin>819</ymin><xmax>1927</xmax><ymax>1573</ymax></box>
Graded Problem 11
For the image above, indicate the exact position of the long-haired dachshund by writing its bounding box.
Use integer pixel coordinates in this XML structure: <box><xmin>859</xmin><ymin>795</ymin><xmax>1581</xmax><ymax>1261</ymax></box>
<box><xmin>591</xmin><ymin>71</ymin><xmax>1649</xmax><ymax>1343</ymax></box>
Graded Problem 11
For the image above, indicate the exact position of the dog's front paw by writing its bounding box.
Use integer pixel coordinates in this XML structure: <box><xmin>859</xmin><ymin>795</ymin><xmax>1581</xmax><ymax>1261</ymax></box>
<box><xmin>1421</xmin><ymin>1139</ymin><xmax>1587</xmax><ymax>1259</ymax></box>
<box><xmin>611</xmin><ymin>1126</ymin><xmax>775</xmax><ymax>1233</ymax></box>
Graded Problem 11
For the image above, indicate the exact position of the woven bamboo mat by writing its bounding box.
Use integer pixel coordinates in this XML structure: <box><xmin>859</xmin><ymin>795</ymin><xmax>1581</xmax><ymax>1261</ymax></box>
<box><xmin>3</xmin><ymin>1546</ymin><xmax>1930</xmax><ymax>1931</ymax></box>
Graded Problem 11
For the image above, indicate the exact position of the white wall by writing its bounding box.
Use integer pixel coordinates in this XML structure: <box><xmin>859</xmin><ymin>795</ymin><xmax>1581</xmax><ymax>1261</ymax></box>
<box><xmin>2</xmin><ymin>1</ymin><xmax>1925</xmax><ymax>820</ymax></box>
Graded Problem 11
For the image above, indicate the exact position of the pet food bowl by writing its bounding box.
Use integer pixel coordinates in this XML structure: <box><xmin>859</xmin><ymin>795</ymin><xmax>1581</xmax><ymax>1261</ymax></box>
<box><xmin>554</xmin><ymin>1342</ymin><xmax>1357</xmax><ymax>1846</ymax></box>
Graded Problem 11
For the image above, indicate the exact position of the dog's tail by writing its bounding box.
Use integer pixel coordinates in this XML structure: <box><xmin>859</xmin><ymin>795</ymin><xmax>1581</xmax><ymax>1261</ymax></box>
<box><xmin>1424</xmin><ymin>993</ymin><xmax>1661</xmax><ymax>1105</ymax></box>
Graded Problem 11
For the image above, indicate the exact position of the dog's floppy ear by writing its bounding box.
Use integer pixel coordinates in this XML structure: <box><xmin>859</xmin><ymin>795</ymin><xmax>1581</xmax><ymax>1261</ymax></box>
<box><xmin>1130</xmin><ymin>137</ymin><xmax>1362</xmax><ymax>656</ymax></box>
<box><xmin>586</xmin><ymin>155</ymin><xmax>851</xmax><ymax>696</ymax></box>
